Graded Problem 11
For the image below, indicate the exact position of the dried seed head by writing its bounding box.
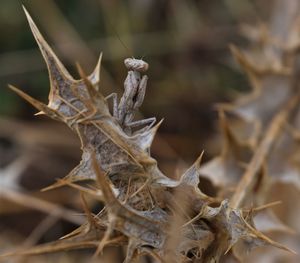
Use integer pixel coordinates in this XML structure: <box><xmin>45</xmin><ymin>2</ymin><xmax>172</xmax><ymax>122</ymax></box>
<box><xmin>124</xmin><ymin>58</ymin><xmax>149</xmax><ymax>73</ymax></box>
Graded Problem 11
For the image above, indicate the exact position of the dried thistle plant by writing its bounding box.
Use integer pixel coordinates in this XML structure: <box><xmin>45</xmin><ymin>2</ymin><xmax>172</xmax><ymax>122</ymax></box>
<box><xmin>2</xmin><ymin>3</ymin><xmax>299</xmax><ymax>263</ymax></box>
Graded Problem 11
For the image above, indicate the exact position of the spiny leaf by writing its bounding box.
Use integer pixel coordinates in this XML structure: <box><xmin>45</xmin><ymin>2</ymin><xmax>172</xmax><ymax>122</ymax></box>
<box><xmin>200</xmin><ymin>111</ymin><xmax>252</xmax><ymax>191</ymax></box>
<box><xmin>4</xmin><ymin>5</ymin><xmax>297</xmax><ymax>262</ymax></box>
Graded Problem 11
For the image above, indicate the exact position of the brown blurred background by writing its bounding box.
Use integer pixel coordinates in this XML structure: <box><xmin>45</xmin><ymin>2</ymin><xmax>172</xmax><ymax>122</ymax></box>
<box><xmin>0</xmin><ymin>0</ymin><xmax>275</xmax><ymax>261</ymax></box>
<box><xmin>0</xmin><ymin>0</ymin><xmax>272</xmax><ymax>162</ymax></box>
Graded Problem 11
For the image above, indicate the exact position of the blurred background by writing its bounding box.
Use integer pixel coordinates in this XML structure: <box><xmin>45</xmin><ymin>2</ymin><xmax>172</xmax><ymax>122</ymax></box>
<box><xmin>0</xmin><ymin>0</ymin><xmax>275</xmax><ymax>261</ymax></box>
<box><xmin>0</xmin><ymin>0</ymin><xmax>272</xmax><ymax>160</ymax></box>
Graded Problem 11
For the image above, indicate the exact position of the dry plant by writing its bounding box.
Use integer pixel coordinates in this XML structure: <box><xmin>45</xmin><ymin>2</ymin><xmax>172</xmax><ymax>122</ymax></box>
<box><xmin>2</xmin><ymin>1</ymin><xmax>300</xmax><ymax>262</ymax></box>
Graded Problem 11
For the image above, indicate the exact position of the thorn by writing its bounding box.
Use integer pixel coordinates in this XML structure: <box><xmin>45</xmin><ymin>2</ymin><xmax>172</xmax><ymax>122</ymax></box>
<box><xmin>8</xmin><ymin>84</ymin><xmax>62</xmax><ymax>121</ymax></box>
<box><xmin>41</xmin><ymin>179</ymin><xmax>70</xmax><ymax>192</ymax></box>
<box><xmin>34</xmin><ymin>111</ymin><xmax>45</xmax><ymax>116</ymax></box>
<box><xmin>80</xmin><ymin>192</ymin><xmax>98</xmax><ymax>230</ymax></box>
<box><xmin>89</xmin><ymin>53</ymin><xmax>103</xmax><ymax>90</ymax></box>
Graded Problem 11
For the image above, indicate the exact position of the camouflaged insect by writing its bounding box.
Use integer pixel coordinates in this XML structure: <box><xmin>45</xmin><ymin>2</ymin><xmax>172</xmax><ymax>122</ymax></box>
<box><xmin>3</xmin><ymin>6</ymin><xmax>295</xmax><ymax>263</ymax></box>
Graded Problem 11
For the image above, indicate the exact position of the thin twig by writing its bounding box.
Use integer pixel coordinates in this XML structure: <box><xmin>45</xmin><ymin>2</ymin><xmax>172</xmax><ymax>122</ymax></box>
<box><xmin>0</xmin><ymin>188</ymin><xmax>84</xmax><ymax>225</ymax></box>
<box><xmin>230</xmin><ymin>93</ymin><xmax>300</xmax><ymax>209</ymax></box>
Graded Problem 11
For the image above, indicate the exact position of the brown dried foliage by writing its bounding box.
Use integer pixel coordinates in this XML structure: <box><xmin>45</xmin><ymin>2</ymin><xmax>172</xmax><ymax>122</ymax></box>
<box><xmin>2</xmin><ymin>2</ymin><xmax>300</xmax><ymax>262</ymax></box>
